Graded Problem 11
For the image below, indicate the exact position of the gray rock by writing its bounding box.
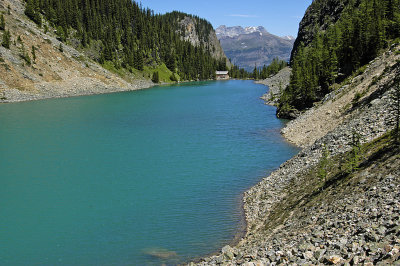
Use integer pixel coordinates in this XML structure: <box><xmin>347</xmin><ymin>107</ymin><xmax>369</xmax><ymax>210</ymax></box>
<box><xmin>314</xmin><ymin>249</ymin><xmax>326</xmax><ymax>261</ymax></box>
<box><xmin>221</xmin><ymin>245</ymin><xmax>235</xmax><ymax>260</ymax></box>
<box><xmin>303</xmin><ymin>250</ymin><xmax>313</xmax><ymax>260</ymax></box>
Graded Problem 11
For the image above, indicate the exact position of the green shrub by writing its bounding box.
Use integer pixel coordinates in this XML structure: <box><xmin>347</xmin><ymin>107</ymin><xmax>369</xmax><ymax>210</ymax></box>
<box><xmin>352</xmin><ymin>92</ymin><xmax>362</xmax><ymax>105</ymax></box>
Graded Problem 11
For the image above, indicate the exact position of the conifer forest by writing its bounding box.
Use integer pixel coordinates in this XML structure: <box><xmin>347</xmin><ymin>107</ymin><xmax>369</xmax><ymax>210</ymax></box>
<box><xmin>24</xmin><ymin>0</ymin><xmax>228</xmax><ymax>81</ymax></box>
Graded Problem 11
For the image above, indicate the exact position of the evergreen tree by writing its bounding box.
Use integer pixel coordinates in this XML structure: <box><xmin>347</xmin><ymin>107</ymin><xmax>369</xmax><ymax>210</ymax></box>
<box><xmin>152</xmin><ymin>71</ymin><xmax>160</xmax><ymax>83</ymax></box>
<box><xmin>392</xmin><ymin>75</ymin><xmax>400</xmax><ymax>144</ymax></box>
<box><xmin>2</xmin><ymin>29</ymin><xmax>11</xmax><ymax>49</ymax></box>
<box><xmin>318</xmin><ymin>144</ymin><xmax>331</xmax><ymax>184</ymax></box>
<box><xmin>253</xmin><ymin>64</ymin><xmax>258</xmax><ymax>80</ymax></box>
<box><xmin>20</xmin><ymin>42</ymin><xmax>31</xmax><ymax>65</ymax></box>
<box><xmin>345</xmin><ymin>130</ymin><xmax>363</xmax><ymax>174</ymax></box>
<box><xmin>31</xmin><ymin>45</ymin><xmax>36</xmax><ymax>63</ymax></box>
<box><xmin>24</xmin><ymin>0</ymin><xmax>42</xmax><ymax>27</ymax></box>
<box><xmin>0</xmin><ymin>14</ymin><xmax>5</xmax><ymax>31</ymax></box>
<box><xmin>135</xmin><ymin>51</ymin><xmax>144</xmax><ymax>71</ymax></box>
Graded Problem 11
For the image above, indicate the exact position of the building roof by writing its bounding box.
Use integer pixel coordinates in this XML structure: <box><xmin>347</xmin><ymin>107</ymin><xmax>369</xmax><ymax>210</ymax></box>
<box><xmin>216</xmin><ymin>71</ymin><xmax>229</xmax><ymax>75</ymax></box>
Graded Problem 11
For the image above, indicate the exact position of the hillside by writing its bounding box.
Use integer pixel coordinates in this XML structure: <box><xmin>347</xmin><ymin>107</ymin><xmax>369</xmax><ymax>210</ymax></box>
<box><xmin>171</xmin><ymin>12</ymin><xmax>229</xmax><ymax>66</ymax></box>
<box><xmin>194</xmin><ymin>36</ymin><xmax>400</xmax><ymax>266</ymax></box>
<box><xmin>278</xmin><ymin>0</ymin><xmax>400</xmax><ymax>118</ymax></box>
<box><xmin>215</xmin><ymin>25</ymin><xmax>294</xmax><ymax>71</ymax></box>
<box><xmin>0</xmin><ymin>0</ymin><xmax>229</xmax><ymax>102</ymax></box>
<box><xmin>290</xmin><ymin>0</ymin><xmax>349</xmax><ymax>63</ymax></box>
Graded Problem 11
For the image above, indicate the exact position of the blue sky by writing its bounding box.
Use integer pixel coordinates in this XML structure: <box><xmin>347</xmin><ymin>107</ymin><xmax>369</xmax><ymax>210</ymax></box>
<box><xmin>139</xmin><ymin>0</ymin><xmax>312</xmax><ymax>37</ymax></box>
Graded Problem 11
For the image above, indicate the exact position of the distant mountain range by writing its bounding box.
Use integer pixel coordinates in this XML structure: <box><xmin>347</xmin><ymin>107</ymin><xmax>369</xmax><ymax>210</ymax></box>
<box><xmin>216</xmin><ymin>25</ymin><xmax>295</xmax><ymax>71</ymax></box>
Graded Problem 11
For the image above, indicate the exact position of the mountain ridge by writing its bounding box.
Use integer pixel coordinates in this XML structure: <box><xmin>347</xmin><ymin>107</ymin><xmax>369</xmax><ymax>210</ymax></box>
<box><xmin>216</xmin><ymin>25</ymin><xmax>295</xmax><ymax>40</ymax></box>
<box><xmin>215</xmin><ymin>25</ymin><xmax>295</xmax><ymax>71</ymax></box>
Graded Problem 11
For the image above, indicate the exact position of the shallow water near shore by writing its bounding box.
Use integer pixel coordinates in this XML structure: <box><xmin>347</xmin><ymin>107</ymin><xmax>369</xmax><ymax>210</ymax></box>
<box><xmin>0</xmin><ymin>80</ymin><xmax>298</xmax><ymax>265</ymax></box>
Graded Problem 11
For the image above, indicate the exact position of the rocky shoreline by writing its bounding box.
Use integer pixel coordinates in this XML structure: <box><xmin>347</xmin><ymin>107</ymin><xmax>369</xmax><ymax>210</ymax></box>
<box><xmin>0</xmin><ymin>76</ymin><xmax>154</xmax><ymax>103</ymax></box>
<box><xmin>192</xmin><ymin>46</ymin><xmax>400</xmax><ymax>265</ymax></box>
<box><xmin>255</xmin><ymin>67</ymin><xmax>291</xmax><ymax>106</ymax></box>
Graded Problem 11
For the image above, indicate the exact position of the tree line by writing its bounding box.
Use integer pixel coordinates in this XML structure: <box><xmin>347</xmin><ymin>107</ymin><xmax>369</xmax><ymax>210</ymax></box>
<box><xmin>229</xmin><ymin>58</ymin><xmax>287</xmax><ymax>80</ymax></box>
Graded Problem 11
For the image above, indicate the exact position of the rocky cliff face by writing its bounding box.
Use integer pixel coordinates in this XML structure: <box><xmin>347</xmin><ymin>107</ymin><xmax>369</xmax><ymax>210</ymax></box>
<box><xmin>216</xmin><ymin>25</ymin><xmax>294</xmax><ymax>71</ymax></box>
<box><xmin>290</xmin><ymin>0</ymin><xmax>349</xmax><ymax>62</ymax></box>
<box><xmin>177</xmin><ymin>16</ymin><xmax>230</xmax><ymax>65</ymax></box>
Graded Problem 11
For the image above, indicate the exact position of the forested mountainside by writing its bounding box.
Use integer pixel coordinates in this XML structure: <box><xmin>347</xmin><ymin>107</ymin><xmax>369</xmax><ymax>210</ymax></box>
<box><xmin>278</xmin><ymin>0</ymin><xmax>400</xmax><ymax>118</ymax></box>
<box><xmin>23</xmin><ymin>0</ymin><xmax>228</xmax><ymax>81</ymax></box>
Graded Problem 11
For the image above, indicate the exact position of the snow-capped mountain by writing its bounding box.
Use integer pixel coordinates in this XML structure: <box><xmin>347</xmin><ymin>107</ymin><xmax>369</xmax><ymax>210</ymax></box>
<box><xmin>215</xmin><ymin>25</ymin><xmax>296</xmax><ymax>71</ymax></box>
<box><xmin>216</xmin><ymin>25</ymin><xmax>269</xmax><ymax>38</ymax></box>
<box><xmin>282</xmin><ymin>35</ymin><xmax>295</xmax><ymax>41</ymax></box>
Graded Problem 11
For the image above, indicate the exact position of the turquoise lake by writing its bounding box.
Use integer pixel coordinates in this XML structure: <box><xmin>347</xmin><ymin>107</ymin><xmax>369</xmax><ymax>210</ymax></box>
<box><xmin>0</xmin><ymin>80</ymin><xmax>298</xmax><ymax>265</ymax></box>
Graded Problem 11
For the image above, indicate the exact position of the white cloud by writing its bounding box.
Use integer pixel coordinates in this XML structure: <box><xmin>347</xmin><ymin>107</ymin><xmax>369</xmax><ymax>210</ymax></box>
<box><xmin>227</xmin><ymin>14</ymin><xmax>259</xmax><ymax>18</ymax></box>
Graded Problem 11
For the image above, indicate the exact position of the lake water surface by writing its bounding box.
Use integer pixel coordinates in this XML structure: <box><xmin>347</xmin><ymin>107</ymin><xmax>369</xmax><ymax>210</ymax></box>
<box><xmin>0</xmin><ymin>80</ymin><xmax>298</xmax><ymax>265</ymax></box>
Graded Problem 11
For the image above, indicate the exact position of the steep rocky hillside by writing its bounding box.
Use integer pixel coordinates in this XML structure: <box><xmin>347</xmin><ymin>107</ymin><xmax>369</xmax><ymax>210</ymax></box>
<box><xmin>216</xmin><ymin>26</ymin><xmax>294</xmax><ymax>71</ymax></box>
<box><xmin>0</xmin><ymin>0</ymin><xmax>153</xmax><ymax>102</ymax></box>
<box><xmin>177</xmin><ymin>15</ymin><xmax>229</xmax><ymax>65</ymax></box>
<box><xmin>193</xmin><ymin>37</ymin><xmax>400</xmax><ymax>266</ymax></box>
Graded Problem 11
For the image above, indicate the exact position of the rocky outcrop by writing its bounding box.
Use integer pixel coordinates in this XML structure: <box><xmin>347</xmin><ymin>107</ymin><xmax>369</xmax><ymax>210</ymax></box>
<box><xmin>256</xmin><ymin>67</ymin><xmax>291</xmax><ymax>106</ymax></box>
<box><xmin>178</xmin><ymin>16</ymin><xmax>230</xmax><ymax>65</ymax></box>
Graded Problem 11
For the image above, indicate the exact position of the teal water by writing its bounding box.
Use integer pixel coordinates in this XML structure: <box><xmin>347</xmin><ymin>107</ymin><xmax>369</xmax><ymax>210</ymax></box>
<box><xmin>0</xmin><ymin>80</ymin><xmax>298</xmax><ymax>265</ymax></box>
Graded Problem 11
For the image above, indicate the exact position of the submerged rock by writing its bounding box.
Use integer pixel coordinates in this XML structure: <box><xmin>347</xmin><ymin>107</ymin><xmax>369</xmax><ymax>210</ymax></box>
<box><xmin>142</xmin><ymin>247</ymin><xmax>177</xmax><ymax>259</ymax></box>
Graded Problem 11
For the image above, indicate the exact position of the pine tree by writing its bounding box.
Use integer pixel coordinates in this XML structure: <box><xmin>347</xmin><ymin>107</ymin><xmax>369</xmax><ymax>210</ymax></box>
<box><xmin>253</xmin><ymin>64</ymin><xmax>258</xmax><ymax>80</ymax></box>
<box><xmin>345</xmin><ymin>130</ymin><xmax>363</xmax><ymax>173</ymax></box>
<box><xmin>20</xmin><ymin>42</ymin><xmax>31</xmax><ymax>65</ymax></box>
<box><xmin>31</xmin><ymin>45</ymin><xmax>36</xmax><ymax>63</ymax></box>
<box><xmin>152</xmin><ymin>71</ymin><xmax>160</xmax><ymax>83</ymax></box>
<box><xmin>25</xmin><ymin>0</ymin><xmax>42</xmax><ymax>27</ymax></box>
<box><xmin>392</xmin><ymin>76</ymin><xmax>400</xmax><ymax>144</ymax></box>
<box><xmin>0</xmin><ymin>14</ymin><xmax>5</xmax><ymax>31</ymax></box>
<box><xmin>318</xmin><ymin>144</ymin><xmax>331</xmax><ymax>185</ymax></box>
<box><xmin>135</xmin><ymin>51</ymin><xmax>144</xmax><ymax>71</ymax></box>
<box><xmin>2</xmin><ymin>29</ymin><xmax>11</xmax><ymax>49</ymax></box>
